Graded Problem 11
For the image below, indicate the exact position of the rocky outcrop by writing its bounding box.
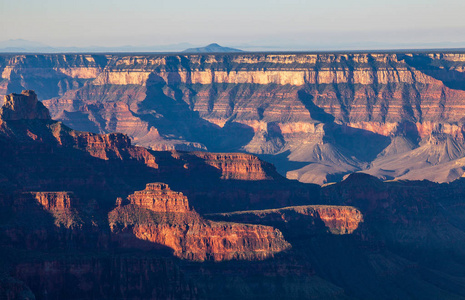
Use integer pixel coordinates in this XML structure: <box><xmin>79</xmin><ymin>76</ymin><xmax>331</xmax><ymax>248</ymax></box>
<box><xmin>0</xmin><ymin>90</ymin><xmax>50</xmax><ymax>121</ymax></box>
<box><xmin>0</xmin><ymin>90</ymin><xmax>316</xmax><ymax>215</ymax></box>
<box><xmin>189</xmin><ymin>152</ymin><xmax>279</xmax><ymax>180</ymax></box>
<box><xmin>127</xmin><ymin>182</ymin><xmax>190</xmax><ymax>212</ymax></box>
<box><xmin>209</xmin><ymin>205</ymin><xmax>363</xmax><ymax>235</ymax></box>
<box><xmin>311</xmin><ymin>205</ymin><xmax>363</xmax><ymax>234</ymax></box>
<box><xmin>110</xmin><ymin>183</ymin><xmax>290</xmax><ymax>261</ymax></box>
<box><xmin>28</xmin><ymin>191</ymin><xmax>77</xmax><ymax>210</ymax></box>
<box><xmin>0</xmin><ymin>92</ymin><xmax>159</xmax><ymax>169</ymax></box>
<box><xmin>69</xmin><ymin>131</ymin><xmax>158</xmax><ymax>166</ymax></box>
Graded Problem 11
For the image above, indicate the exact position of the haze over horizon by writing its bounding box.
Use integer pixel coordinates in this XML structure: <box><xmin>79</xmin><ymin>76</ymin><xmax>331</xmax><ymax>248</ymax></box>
<box><xmin>1</xmin><ymin>0</ymin><xmax>465</xmax><ymax>51</ymax></box>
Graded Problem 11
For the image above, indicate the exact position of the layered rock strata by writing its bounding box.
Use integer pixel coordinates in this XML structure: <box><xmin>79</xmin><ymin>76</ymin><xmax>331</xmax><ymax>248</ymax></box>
<box><xmin>189</xmin><ymin>152</ymin><xmax>279</xmax><ymax>180</ymax></box>
<box><xmin>209</xmin><ymin>205</ymin><xmax>363</xmax><ymax>235</ymax></box>
<box><xmin>0</xmin><ymin>90</ymin><xmax>50</xmax><ymax>121</ymax></box>
<box><xmin>3</xmin><ymin>53</ymin><xmax>465</xmax><ymax>183</ymax></box>
<box><xmin>29</xmin><ymin>191</ymin><xmax>77</xmax><ymax>210</ymax></box>
<box><xmin>110</xmin><ymin>183</ymin><xmax>290</xmax><ymax>261</ymax></box>
<box><xmin>126</xmin><ymin>182</ymin><xmax>190</xmax><ymax>212</ymax></box>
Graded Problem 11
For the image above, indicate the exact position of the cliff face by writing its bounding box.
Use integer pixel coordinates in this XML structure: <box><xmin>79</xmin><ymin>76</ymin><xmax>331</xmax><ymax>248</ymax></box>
<box><xmin>126</xmin><ymin>182</ymin><xmax>190</xmax><ymax>212</ymax></box>
<box><xmin>109</xmin><ymin>183</ymin><xmax>290</xmax><ymax>261</ymax></box>
<box><xmin>0</xmin><ymin>90</ymin><xmax>50</xmax><ymax>121</ymax></box>
<box><xmin>209</xmin><ymin>205</ymin><xmax>363</xmax><ymax>235</ymax></box>
<box><xmin>0</xmin><ymin>54</ymin><xmax>106</xmax><ymax>101</ymax></box>
<box><xmin>311</xmin><ymin>205</ymin><xmax>363</xmax><ymax>234</ymax></box>
<box><xmin>3</xmin><ymin>52</ymin><xmax>465</xmax><ymax>183</ymax></box>
<box><xmin>189</xmin><ymin>152</ymin><xmax>279</xmax><ymax>180</ymax></box>
<box><xmin>28</xmin><ymin>191</ymin><xmax>77</xmax><ymax>210</ymax></box>
<box><xmin>0</xmin><ymin>93</ymin><xmax>303</xmax><ymax>297</ymax></box>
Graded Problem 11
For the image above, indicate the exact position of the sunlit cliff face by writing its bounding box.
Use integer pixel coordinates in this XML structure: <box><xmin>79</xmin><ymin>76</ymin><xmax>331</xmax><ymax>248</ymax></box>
<box><xmin>110</xmin><ymin>182</ymin><xmax>292</xmax><ymax>261</ymax></box>
<box><xmin>3</xmin><ymin>53</ymin><xmax>465</xmax><ymax>184</ymax></box>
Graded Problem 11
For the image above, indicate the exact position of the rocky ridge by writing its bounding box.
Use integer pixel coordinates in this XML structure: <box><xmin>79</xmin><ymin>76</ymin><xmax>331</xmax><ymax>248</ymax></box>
<box><xmin>209</xmin><ymin>205</ymin><xmax>363</xmax><ymax>235</ymax></box>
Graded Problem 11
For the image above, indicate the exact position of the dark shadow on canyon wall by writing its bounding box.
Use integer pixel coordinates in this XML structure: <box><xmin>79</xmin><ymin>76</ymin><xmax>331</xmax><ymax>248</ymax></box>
<box><xmin>138</xmin><ymin>73</ymin><xmax>255</xmax><ymax>152</ymax></box>
<box><xmin>297</xmin><ymin>88</ymin><xmax>391</xmax><ymax>163</ymax></box>
<box><xmin>399</xmin><ymin>53</ymin><xmax>465</xmax><ymax>91</ymax></box>
<box><xmin>297</xmin><ymin>90</ymin><xmax>335</xmax><ymax>123</ymax></box>
<box><xmin>328</xmin><ymin>123</ymin><xmax>391</xmax><ymax>162</ymax></box>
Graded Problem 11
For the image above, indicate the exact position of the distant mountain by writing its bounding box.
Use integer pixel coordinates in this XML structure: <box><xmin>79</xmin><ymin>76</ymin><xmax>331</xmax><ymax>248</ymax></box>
<box><xmin>0</xmin><ymin>39</ymin><xmax>48</xmax><ymax>48</ymax></box>
<box><xmin>0</xmin><ymin>39</ymin><xmax>55</xmax><ymax>52</ymax></box>
<box><xmin>0</xmin><ymin>39</ymin><xmax>195</xmax><ymax>53</ymax></box>
<box><xmin>182</xmin><ymin>43</ymin><xmax>242</xmax><ymax>53</ymax></box>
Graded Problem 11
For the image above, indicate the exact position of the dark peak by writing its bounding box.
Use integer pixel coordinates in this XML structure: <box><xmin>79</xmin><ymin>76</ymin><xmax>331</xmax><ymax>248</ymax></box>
<box><xmin>1</xmin><ymin>90</ymin><xmax>51</xmax><ymax>121</ymax></box>
<box><xmin>182</xmin><ymin>43</ymin><xmax>243</xmax><ymax>53</ymax></box>
<box><xmin>342</xmin><ymin>172</ymin><xmax>383</xmax><ymax>187</ymax></box>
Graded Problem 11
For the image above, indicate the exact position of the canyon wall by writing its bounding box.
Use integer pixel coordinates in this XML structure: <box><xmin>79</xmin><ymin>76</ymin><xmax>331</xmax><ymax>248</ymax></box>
<box><xmin>29</xmin><ymin>191</ymin><xmax>77</xmax><ymax>210</ymax></box>
<box><xmin>209</xmin><ymin>205</ymin><xmax>363</xmax><ymax>235</ymax></box>
<box><xmin>3</xmin><ymin>52</ymin><xmax>465</xmax><ymax>183</ymax></box>
<box><xmin>126</xmin><ymin>182</ymin><xmax>190</xmax><ymax>212</ymax></box>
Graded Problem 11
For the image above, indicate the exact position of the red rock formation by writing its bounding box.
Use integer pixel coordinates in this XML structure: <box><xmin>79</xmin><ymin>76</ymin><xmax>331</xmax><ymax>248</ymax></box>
<box><xmin>127</xmin><ymin>217</ymin><xmax>289</xmax><ymax>261</ymax></box>
<box><xmin>313</xmin><ymin>205</ymin><xmax>363</xmax><ymax>234</ymax></box>
<box><xmin>68</xmin><ymin>130</ymin><xmax>157</xmax><ymax>166</ymax></box>
<box><xmin>0</xmin><ymin>91</ymin><xmax>309</xmax><ymax>217</ymax></box>
<box><xmin>110</xmin><ymin>183</ymin><xmax>290</xmax><ymax>261</ymax></box>
<box><xmin>11</xmin><ymin>192</ymin><xmax>78</xmax><ymax>212</ymax></box>
<box><xmin>2</xmin><ymin>191</ymin><xmax>88</xmax><ymax>251</ymax></box>
<box><xmin>28</xmin><ymin>191</ymin><xmax>77</xmax><ymax>210</ymax></box>
<box><xmin>190</xmin><ymin>152</ymin><xmax>278</xmax><ymax>180</ymax></box>
<box><xmin>210</xmin><ymin>205</ymin><xmax>363</xmax><ymax>235</ymax></box>
<box><xmin>127</xmin><ymin>183</ymin><xmax>190</xmax><ymax>212</ymax></box>
<box><xmin>0</xmin><ymin>90</ymin><xmax>50</xmax><ymax>121</ymax></box>
<box><xmin>0</xmin><ymin>92</ymin><xmax>159</xmax><ymax>169</ymax></box>
<box><xmin>71</xmin><ymin>132</ymin><xmax>159</xmax><ymax>168</ymax></box>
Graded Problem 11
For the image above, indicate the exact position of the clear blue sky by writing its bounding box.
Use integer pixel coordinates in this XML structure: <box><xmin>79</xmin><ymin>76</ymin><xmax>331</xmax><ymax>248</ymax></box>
<box><xmin>1</xmin><ymin>0</ymin><xmax>465</xmax><ymax>50</ymax></box>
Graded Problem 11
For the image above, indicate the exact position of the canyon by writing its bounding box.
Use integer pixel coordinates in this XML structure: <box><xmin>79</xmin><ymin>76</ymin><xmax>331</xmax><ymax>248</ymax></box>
<box><xmin>2</xmin><ymin>52</ymin><xmax>465</xmax><ymax>183</ymax></box>
<box><xmin>0</xmin><ymin>91</ymin><xmax>354</xmax><ymax>299</ymax></box>
<box><xmin>2</xmin><ymin>51</ymin><xmax>465</xmax><ymax>299</ymax></box>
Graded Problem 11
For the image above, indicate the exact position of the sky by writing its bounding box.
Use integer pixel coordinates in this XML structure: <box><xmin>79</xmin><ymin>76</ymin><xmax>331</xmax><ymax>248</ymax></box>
<box><xmin>1</xmin><ymin>0</ymin><xmax>465</xmax><ymax>50</ymax></box>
